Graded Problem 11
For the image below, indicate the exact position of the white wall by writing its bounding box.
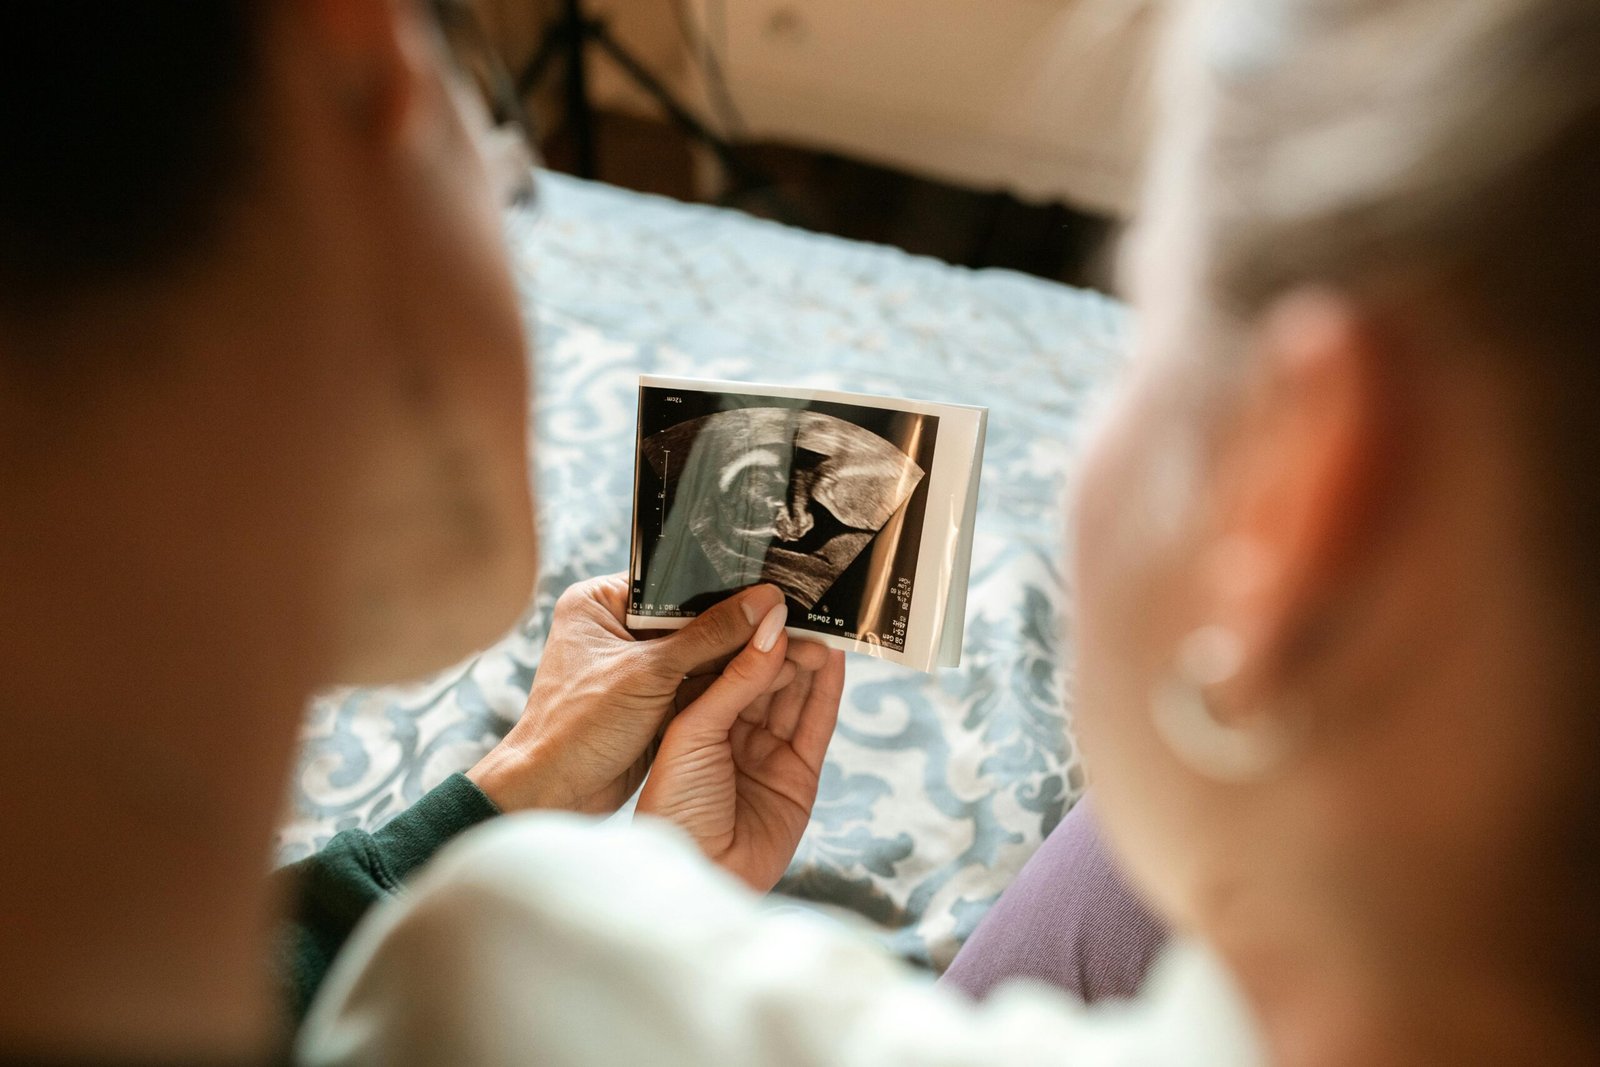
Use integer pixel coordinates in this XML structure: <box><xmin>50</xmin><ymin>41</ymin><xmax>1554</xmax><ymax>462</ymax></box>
<box><xmin>479</xmin><ymin>0</ymin><xmax>1164</xmax><ymax>217</ymax></box>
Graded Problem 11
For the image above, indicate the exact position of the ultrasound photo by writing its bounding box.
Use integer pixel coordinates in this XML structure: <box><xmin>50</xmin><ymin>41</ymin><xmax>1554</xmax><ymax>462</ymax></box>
<box><xmin>630</xmin><ymin>382</ymin><xmax>941</xmax><ymax>653</ymax></box>
<box><xmin>643</xmin><ymin>408</ymin><xmax>923</xmax><ymax>607</ymax></box>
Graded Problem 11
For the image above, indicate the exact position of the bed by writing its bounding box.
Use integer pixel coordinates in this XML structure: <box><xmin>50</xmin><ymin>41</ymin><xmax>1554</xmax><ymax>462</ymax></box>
<box><xmin>276</xmin><ymin>172</ymin><xmax>1128</xmax><ymax>971</ymax></box>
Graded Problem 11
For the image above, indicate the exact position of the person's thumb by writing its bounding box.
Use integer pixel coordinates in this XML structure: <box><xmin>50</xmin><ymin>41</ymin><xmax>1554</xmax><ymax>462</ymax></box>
<box><xmin>671</xmin><ymin>603</ymin><xmax>790</xmax><ymax>737</ymax></box>
<box><xmin>649</xmin><ymin>584</ymin><xmax>786</xmax><ymax>676</ymax></box>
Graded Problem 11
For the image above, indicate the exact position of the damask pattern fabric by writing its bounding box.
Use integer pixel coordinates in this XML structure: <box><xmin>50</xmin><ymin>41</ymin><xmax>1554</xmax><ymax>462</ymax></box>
<box><xmin>276</xmin><ymin>173</ymin><xmax>1128</xmax><ymax>971</ymax></box>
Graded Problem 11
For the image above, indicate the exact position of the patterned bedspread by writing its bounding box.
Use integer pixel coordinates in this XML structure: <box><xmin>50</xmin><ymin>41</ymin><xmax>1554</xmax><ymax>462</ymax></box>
<box><xmin>277</xmin><ymin>173</ymin><xmax>1129</xmax><ymax>971</ymax></box>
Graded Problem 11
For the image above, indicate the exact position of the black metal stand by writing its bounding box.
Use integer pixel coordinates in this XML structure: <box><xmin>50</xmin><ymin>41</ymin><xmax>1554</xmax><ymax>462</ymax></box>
<box><xmin>518</xmin><ymin>0</ymin><xmax>766</xmax><ymax>193</ymax></box>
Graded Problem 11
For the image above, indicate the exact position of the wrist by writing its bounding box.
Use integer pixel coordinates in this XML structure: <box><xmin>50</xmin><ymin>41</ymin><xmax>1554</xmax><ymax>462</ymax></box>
<box><xmin>467</xmin><ymin>740</ymin><xmax>567</xmax><ymax>813</ymax></box>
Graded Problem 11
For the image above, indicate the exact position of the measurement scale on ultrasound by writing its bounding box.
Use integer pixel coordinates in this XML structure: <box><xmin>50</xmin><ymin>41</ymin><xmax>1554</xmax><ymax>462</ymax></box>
<box><xmin>654</xmin><ymin>449</ymin><xmax>669</xmax><ymax>540</ymax></box>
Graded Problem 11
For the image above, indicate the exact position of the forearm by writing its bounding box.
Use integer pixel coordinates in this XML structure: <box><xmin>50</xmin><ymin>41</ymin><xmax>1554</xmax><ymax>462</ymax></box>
<box><xmin>273</xmin><ymin>773</ymin><xmax>500</xmax><ymax>1021</ymax></box>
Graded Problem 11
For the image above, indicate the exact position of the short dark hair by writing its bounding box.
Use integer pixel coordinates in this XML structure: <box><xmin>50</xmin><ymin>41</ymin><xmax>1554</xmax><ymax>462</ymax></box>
<box><xmin>0</xmin><ymin>3</ymin><xmax>259</xmax><ymax>312</ymax></box>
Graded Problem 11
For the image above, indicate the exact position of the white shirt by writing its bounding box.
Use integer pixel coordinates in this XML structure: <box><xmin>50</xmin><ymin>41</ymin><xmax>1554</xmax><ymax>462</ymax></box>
<box><xmin>298</xmin><ymin>814</ymin><xmax>1265</xmax><ymax>1066</ymax></box>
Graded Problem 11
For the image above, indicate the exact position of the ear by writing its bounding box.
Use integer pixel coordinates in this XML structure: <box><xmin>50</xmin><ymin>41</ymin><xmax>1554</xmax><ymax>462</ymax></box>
<box><xmin>1197</xmin><ymin>289</ymin><xmax>1393</xmax><ymax>714</ymax></box>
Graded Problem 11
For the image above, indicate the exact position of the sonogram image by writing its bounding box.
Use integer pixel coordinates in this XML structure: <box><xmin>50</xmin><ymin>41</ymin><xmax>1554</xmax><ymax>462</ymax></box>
<box><xmin>631</xmin><ymin>388</ymin><xmax>940</xmax><ymax>647</ymax></box>
<box><xmin>642</xmin><ymin>408</ymin><xmax>923</xmax><ymax>607</ymax></box>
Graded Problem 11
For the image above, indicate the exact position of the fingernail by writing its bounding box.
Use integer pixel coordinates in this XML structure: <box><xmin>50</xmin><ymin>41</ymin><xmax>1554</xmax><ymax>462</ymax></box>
<box><xmin>741</xmin><ymin>585</ymin><xmax>777</xmax><ymax>626</ymax></box>
<box><xmin>753</xmin><ymin>603</ymin><xmax>787</xmax><ymax>653</ymax></box>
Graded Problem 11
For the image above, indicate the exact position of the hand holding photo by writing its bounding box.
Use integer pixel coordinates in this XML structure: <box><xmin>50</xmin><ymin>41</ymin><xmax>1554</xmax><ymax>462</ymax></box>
<box><xmin>628</xmin><ymin>376</ymin><xmax>988</xmax><ymax>671</ymax></box>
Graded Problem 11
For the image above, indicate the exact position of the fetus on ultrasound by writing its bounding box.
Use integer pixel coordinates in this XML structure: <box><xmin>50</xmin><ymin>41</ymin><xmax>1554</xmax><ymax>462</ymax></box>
<box><xmin>642</xmin><ymin>407</ymin><xmax>925</xmax><ymax>608</ymax></box>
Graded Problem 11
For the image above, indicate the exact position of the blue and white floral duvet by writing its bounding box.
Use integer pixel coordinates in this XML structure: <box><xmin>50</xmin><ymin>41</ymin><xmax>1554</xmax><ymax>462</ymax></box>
<box><xmin>278</xmin><ymin>173</ymin><xmax>1128</xmax><ymax>971</ymax></box>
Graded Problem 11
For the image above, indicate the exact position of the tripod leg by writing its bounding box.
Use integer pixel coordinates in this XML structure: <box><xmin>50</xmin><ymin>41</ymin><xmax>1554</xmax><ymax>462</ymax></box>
<box><xmin>565</xmin><ymin>3</ymin><xmax>597</xmax><ymax>177</ymax></box>
<box><xmin>557</xmin><ymin>12</ymin><xmax>797</xmax><ymax>219</ymax></box>
<box><xmin>518</xmin><ymin>2</ymin><xmax>599</xmax><ymax>179</ymax></box>
<box><xmin>516</xmin><ymin>24</ymin><xmax>568</xmax><ymax>100</ymax></box>
<box><xmin>585</xmin><ymin>22</ymin><xmax>754</xmax><ymax>186</ymax></box>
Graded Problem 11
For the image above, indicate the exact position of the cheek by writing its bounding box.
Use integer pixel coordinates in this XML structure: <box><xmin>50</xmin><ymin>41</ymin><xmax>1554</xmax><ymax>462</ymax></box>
<box><xmin>1068</xmin><ymin>367</ymin><xmax>1200</xmax><ymax>906</ymax></box>
<box><xmin>332</xmin><ymin>180</ymin><xmax>537</xmax><ymax>682</ymax></box>
<box><xmin>421</xmin><ymin>101</ymin><xmax>533</xmax><ymax>482</ymax></box>
<box><xmin>444</xmin><ymin>216</ymin><xmax>530</xmax><ymax>472</ymax></box>
<box><xmin>1072</xmin><ymin>356</ymin><xmax>1205</xmax><ymax>736</ymax></box>
<box><xmin>1072</xmin><ymin>381</ymin><xmax>1155</xmax><ymax>758</ymax></box>
<box><xmin>431</xmin><ymin>228</ymin><xmax>535</xmax><ymax>582</ymax></box>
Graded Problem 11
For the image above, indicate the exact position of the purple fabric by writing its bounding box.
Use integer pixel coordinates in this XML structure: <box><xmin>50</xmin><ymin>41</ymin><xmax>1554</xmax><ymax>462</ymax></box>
<box><xmin>940</xmin><ymin>794</ymin><xmax>1168</xmax><ymax>1003</ymax></box>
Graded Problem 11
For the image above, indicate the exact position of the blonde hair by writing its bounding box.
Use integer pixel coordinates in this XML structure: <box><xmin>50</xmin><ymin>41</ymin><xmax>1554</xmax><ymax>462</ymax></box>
<box><xmin>1176</xmin><ymin>1</ymin><xmax>1598</xmax><ymax>324</ymax></box>
<box><xmin>1159</xmin><ymin>0</ymin><xmax>1600</xmax><ymax>1016</ymax></box>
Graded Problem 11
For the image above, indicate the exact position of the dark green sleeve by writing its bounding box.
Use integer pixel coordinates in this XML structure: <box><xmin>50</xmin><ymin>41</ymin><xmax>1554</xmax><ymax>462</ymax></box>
<box><xmin>273</xmin><ymin>772</ymin><xmax>500</xmax><ymax>1022</ymax></box>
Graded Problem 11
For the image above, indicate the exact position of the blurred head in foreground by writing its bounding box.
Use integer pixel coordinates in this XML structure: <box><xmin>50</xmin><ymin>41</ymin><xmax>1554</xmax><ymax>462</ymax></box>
<box><xmin>0</xmin><ymin>3</ymin><xmax>536</xmax><ymax>685</ymax></box>
<box><xmin>0</xmin><ymin>1</ymin><xmax>535</xmax><ymax>1053</ymax></box>
<box><xmin>1074</xmin><ymin>0</ymin><xmax>1598</xmax><ymax>1062</ymax></box>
